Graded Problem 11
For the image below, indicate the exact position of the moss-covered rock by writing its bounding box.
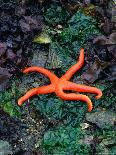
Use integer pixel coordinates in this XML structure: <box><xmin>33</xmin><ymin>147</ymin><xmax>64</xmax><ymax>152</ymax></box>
<box><xmin>86</xmin><ymin>110</ymin><xmax>116</xmax><ymax>129</ymax></box>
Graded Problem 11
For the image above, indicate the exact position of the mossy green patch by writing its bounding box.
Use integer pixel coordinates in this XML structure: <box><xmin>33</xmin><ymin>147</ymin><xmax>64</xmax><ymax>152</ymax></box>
<box><xmin>32</xmin><ymin>94</ymin><xmax>87</xmax><ymax>126</ymax></box>
<box><xmin>0</xmin><ymin>83</ymin><xmax>21</xmax><ymax>117</ymax></box>
<box><xmin>44</xmin><ymin>4</ymin><xmax>70</xmax><ymax>25</ymax></box>
<box><xmin>42</xmin><ymin>125</ymin><xmax>91</xmax><ymax>155</ymax></box>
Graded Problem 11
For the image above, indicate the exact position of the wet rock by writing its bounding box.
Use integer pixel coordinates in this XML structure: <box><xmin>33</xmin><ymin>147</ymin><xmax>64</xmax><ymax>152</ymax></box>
<box><xmin>19</xmin><ymin>15</ymin><xmax>42</xmax><ymax>34</ymax></box>
<box><xmin>0</xmin><ymin>140</ymin><xmax>13</xmax><ymax>155</ymax></box>
<box><xmin>0</xmin><ymin>42</ymin><xmax>6</xmax><ymax>57</ymax></box>
<box><xmin>15</xmin><ymin>106</ymin><xmax>45</xmax><ymax>154</ymax></box>
<box><xmin>86</xmin><ymin>110</ymin><xmax>116</xmax><ymax>129</ymax></box>
<box><xmin>0</xmin><ymin>106</ymin><xmax>45</xmax><ymax>154</ymax></box>
<box><xmin>0</xmin><ymin>108</ymin><xmax>26</xmax><ymax>153</ymax></box>
<box><xmin>46</xmin><ymin>43</ymin><xmax>62</xmax><ymax>69</ymax></box>
<box><xmin>0</xmin><ymin>0</ymin><xmax>43</xmax><ymax>90</ymax></box>
<box><xmin>6</xmin><ymin>49</ymin><xmax>17</xmax><ymax>60</ymax></box>
<box><xmin>82</xmin><ymin>56</ymin><xmax>110</xmax><ymax>83</ymax></box>
<box><xmin>0</xmin><ymin>67</ymin><xmax>12</xmax><ymax>91</ymax></box>
<box><xmin>31</xmin><ymin>47</ymin><xmax>48</xmax><ymax>67</ymax></box>
<box><xmin>107</xmin><ymin>65</ymin><xmax>116</xmax><ymax>81</ymax></box>
<box><xmin>0</xmin><ymin>108</ymin><xmax>22</xmax><ymax>138</ymax></box>
<box><xmin>46</xmin><ymin>42</ymin><xmax>73</xmax><ymax>72</ymax></box>
<box><xmin>80</xmin><ymin>135</ymin><xmax>94</xmax><ymax>145</ymax></box>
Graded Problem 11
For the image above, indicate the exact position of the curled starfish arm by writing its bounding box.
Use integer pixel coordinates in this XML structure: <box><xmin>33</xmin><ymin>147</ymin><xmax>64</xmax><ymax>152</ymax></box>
<box><xmin>56</xmin><ymin>88</ymin><xmax>93</xmax><ymax>112</ymax></box>
<box><xmin>61</xmin><ymin>48</ymin><xmax>84</xmax><ymax>81</ymax></box>
<box><xmin>23</xmin><ymin>66</ymin><xmax>58</xmax><ymax>83</ymax></box>
<box><xmin>18</xmin><ymin>84</ymin><xmax>54</xmax><ymax>106</ymax></box>
<box><xmin>64</xmin><ymin>82</ymin><xmax>102</xmax><ymax>99</ymax></box>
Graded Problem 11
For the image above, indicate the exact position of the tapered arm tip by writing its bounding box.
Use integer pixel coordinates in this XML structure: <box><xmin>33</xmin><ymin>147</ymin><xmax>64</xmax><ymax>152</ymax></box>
<box><xmin>18</xmin><ymin>99</ymin><xmax>23</xmax><ymax>106</ymax></box>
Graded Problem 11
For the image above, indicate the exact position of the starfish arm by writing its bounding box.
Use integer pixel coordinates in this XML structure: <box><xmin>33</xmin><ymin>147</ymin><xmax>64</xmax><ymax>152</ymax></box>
<box><xmin>61</xmin><ymin>48</ymin><xmax>84</xmax><ymax>81</ymax></box>
<box><xmin>63</xmin><ymin>82</ymin><xmax>102</xmax><ymax>99</ymax></box>
<box><xmin>18</xmin><ymin>84</ymin><xmax>55</xmax><ymax>106</ymax></box>
<box><xmin>56</xmin><ymin>88</ymin><xmax>93</xmax><ymax>112</ymax></box>
<box><xmin>23</xmin><ymin>66</ymin><xmax>58</xmax><ymax>83</ymax></box>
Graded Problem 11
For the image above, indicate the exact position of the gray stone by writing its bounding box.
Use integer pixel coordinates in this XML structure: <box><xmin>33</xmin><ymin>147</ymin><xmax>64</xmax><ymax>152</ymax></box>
<box><xmin>86</xmin><ymin>110</ymin><xmax>116</xmax><ymax>129</ymax></box>
<box><xmin>31</xmin><ymin>49</ymin><xmax>47</xmax><ymax>67</ymax></box>
<box><xmin>0</xmin><ymin>140</ymin><xmax>13</xmax><ymax>155</ymax></box>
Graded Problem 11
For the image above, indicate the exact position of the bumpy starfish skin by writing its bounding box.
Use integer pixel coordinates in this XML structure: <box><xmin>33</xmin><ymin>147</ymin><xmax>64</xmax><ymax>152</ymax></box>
<box><xmin>18</xmin><ymin>48</ymin><xmax>102</xmax><ymax>112</ymax></box>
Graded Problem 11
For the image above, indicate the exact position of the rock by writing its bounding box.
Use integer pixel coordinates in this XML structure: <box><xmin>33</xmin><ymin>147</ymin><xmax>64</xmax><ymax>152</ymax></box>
<box><xmin>80</xmin><ymin>135</ymin><xmax>94</xmax><ymax>145</ymax></box>
<box><xmin>31</xmin><ymin>48</ymin><xmax>47</xmax><ymax>67</ymax></box>
<box><xmin>0</xmin><ymin>67</ymin><xmax>12</xmax><ymax>91</ymax></box>
<box><xmin>46</xmin><ymin>42</ymin><xmax>62</xmax><ymax>69</ymax></box>
<box><xmin>0</xmin><ymin>140</ymin><xmax>13</xmax><ymax>155</ymax></box>
<box><xmin>19</xmin><ymin>15</ymin><xmax>42</xmax><ymax>33</ymax></box>
<box><xmin>46</xmin><ymin>42</ymin><xmax>73</xmax><ymax>71</ymax></box>
<box><xmin>86</xmin><ymin>110</ymin><xmax>116</xmax><ymax>129</ymax></box>
<box><xmin>0</xmin><ymin>42</ymin><xmax>7</xmax><ymax>57</ymax></box>
<box><xmin>0</xmin><ymin>0</ymin><xmax>43</xmax><ymax>91</ymax></box>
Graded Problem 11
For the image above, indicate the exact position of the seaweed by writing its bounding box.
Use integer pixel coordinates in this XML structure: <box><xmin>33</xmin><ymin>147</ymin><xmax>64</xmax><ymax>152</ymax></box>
<box><xmin>42</xmin><ymin>126</ymin><xmax>91</xmax><ymax>155</ymax></box>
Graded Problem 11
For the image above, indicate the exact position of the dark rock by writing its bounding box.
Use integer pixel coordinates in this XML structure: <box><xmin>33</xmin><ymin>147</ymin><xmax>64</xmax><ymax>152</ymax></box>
<box><xmin>6</xmin><ymin>49</ymin><xmax>16</xmax><ymax>60</ymax></box>
<box><xmin>0</xmin><ymin>0</ymin><xmax>43</xmax><ymax>90</ymax></box>
<box><xmin>86</xmin><ymin>110</ymin><xmax>116</xmax><ymax>129</ymax></box>
<box><xmin>19</xmin><ymin>15</ymin><xmax>42</xmax><ymax>34</ymax></box>
<box><xmin>0</xmin><ymin>67</ymin><xmax>12</xmax><ymax>91</ymax></box>
<box><xmin>0</xmin><ymin>42</ymin><xmax>7</xmax><ymax>57</ymax></box>
<box><xmin>31</xmin><ymin>47</ymin><xmax>47</xmax><ymax>67</ymax></box>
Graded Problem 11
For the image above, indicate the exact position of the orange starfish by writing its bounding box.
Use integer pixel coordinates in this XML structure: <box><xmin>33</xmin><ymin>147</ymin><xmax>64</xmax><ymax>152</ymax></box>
<box><xmin>18</xmin><ymin>48</ymin><xmax>102</xmax><ymax>112</ymax></box>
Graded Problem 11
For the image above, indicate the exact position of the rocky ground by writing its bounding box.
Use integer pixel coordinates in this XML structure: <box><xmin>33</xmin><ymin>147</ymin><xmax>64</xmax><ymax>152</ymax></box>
<box><xmin>0</xmin><ymin>0</ymin><xmax>116</xmax><ymax>155</ymax></box>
